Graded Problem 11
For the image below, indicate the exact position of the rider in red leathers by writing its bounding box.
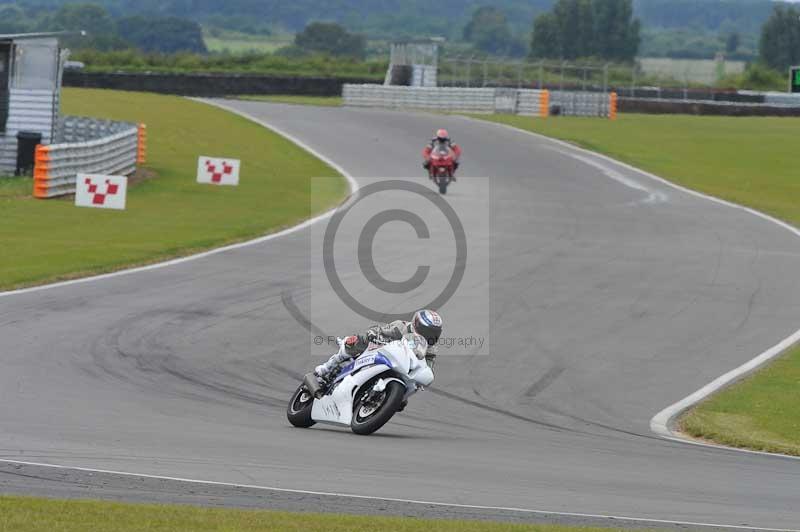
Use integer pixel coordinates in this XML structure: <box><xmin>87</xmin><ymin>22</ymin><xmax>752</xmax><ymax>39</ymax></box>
<box><xmin>423</xmin><ymin>129</ymin><xmax>461</xmax><ymax>180</ymax></box>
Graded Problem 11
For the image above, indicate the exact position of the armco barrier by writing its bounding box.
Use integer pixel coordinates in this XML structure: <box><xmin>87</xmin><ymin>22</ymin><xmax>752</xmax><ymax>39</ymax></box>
<box><xmin>763</xmin><ymin>92</ymin><xmax>800</xmax><ymax>106</ymax></box>
<box><xmin>33</xmin><ymin>117</ymin><xmax>141</xmax><ymax>199</ymax></box>
<box><xmin>549</xmin><ymin>91</ymin><xmax>610</xmax><ymax>117</ymax></box>
<box><xmin>516</xmin><ymin>89</ymin><xmax>549</xmax><ymax>117</ymax></box>
<box><xmin>619</xmin><ymin>97</ymin><xmax>800</xmax><ymax>117</ymax></box>
<box><xmin>343</xmin><ymin>84</ymin><xmax>612</xmax><ymax>118</ymax></box>
<box><xmin>343</xmin><ymin>85</ymin><xmax>497</xmax><ymax>113</ymax></box>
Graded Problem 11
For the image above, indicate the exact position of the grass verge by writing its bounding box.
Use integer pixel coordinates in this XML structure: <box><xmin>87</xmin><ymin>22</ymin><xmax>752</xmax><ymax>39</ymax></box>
<box><xmin>476</xmin><ymin>114</ymin><xmax>800</xmax><ymax>227</ymax></box>
<box><xmin>474</xmin><ymin>113</ymin><xmax>800</xmax><ymax>456</ymax></box>
<box><xmin>231</xmin><ymin>95</ymin><xmax>342</xmax><ymax>106</ymax></box>
<box><xmin>679</xmin><ymin>345</ymin><xmax>800</xmax><ymax>456</ymax></box>
<box><xmin>0</xmin><ymin>496</ymin><xmax>648</xmax><ymax>532</ymax></box>
<box><xmin>0</xmin><ymin>88</ymin><xmax>347</xmax><ymax>291</ymax></box>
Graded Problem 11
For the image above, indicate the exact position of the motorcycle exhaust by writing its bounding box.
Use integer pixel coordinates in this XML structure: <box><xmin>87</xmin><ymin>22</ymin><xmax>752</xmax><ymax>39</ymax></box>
<box><xmin>303</xmin><ymin>372</ymin><xmax>324</xmax><ymax>399</ymax></box>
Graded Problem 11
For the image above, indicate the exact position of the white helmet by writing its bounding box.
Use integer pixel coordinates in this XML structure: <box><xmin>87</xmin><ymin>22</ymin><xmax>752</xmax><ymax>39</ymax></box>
<box><xmin>412</xmin><ymin>309</ymin><xmax>443</xmax><ymax>347</ymax></box>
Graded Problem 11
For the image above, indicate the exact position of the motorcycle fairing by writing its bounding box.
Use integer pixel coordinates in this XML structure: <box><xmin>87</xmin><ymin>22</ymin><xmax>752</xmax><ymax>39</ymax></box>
<box><xmin>311</xmin><ymin>363</ymin><xmax>395</xmax><ymax>425</ymax></box>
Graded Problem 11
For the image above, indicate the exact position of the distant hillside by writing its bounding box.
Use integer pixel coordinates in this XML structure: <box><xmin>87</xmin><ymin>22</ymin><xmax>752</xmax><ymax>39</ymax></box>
<box><xmin>635</xmin><ymin>0</ymin><xmax>777</xmax><ymax>34</ymax></box>
<box><xmin>9</xmin><ymin>0</ymin><xmax>787</xmax><ymax>38</ymax></box>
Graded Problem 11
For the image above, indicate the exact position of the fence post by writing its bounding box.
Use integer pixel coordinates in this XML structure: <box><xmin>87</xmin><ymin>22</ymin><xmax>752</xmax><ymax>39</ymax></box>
<box><xmin>538</xmin><ymin>62</ymin><xmax>544</xmax><ymax>90</ymax></box>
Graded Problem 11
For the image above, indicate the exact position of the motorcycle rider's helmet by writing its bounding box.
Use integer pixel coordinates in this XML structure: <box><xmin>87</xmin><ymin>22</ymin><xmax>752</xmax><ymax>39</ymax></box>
<box><xmin>435</xmin><ymin>129</ymin><xmax>450</xmax><ymax>143</ymax></box>
<box><xmin>412</xmin><ymin>309</ymin><xmax>443</xmax><ymax>347</ymax></box>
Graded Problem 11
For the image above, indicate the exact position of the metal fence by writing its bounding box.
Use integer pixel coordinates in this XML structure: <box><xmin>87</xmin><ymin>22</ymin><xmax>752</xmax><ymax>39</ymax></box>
<box><xmin>33</xmin><ymin>117</ymin><xmax>144</xmax><ymax>199</ymax></box>
<box><xmin>436</xmin><ymin>57</ymin><xmax>760</xmax><ymax>97</ymax></box>
<box><xmin>438</xmin><ymin>58</ymin><xmax>612</xmax><ymax>92</ymax></box>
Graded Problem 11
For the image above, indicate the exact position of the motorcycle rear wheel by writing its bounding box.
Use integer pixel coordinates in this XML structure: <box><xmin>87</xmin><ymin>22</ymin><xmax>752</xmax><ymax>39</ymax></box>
<box><xmin>351</xmin><ymin>379</ymin><xmax>405</xmax><ymax>435</ymax></box>
<box><xmin>287</xmin><ymin>384</ymin><xmax>316</xmax><ymax>428</ymax></box>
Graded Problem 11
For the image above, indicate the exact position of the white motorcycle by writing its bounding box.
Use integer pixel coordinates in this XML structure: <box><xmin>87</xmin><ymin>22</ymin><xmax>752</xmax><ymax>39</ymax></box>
<box><xmin>287</xmin><ymin>335</ymin><xmax>434</xmax><ymax>435</ymax></box>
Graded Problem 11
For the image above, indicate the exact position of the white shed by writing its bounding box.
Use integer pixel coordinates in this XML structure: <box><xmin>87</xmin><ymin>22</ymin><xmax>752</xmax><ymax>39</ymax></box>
<box><xmin>0</xmin><ymin>33</ymin><xmax>68</xmax><ymax>175</ymax></box>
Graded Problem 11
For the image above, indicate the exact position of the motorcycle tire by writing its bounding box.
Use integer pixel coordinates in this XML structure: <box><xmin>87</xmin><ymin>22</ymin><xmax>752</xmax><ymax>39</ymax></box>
<box><xmin>351</xmin><ymin>379</ymin><xmax>405</xmax><ymax>435</ymax></box>
<box><xmin>287</xmin><ymin>384</ymin><xmax>316</xmax><ymax>428</ymax></box>
<box><xmin>438</xmin><ymin>181</ymin><xmax>448</xmax><ymax>195</ymax></box>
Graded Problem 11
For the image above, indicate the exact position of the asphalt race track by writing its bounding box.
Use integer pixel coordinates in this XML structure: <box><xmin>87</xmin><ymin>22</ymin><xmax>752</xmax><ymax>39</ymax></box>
<box><xmin>2</xmin><ymin>101</ymin><xmax>800</xmax><ymax>530</ymax></box>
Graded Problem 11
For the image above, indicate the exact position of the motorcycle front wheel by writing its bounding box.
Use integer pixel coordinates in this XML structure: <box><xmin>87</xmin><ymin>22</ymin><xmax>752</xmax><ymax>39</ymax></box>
<box><xmin>438</xmin><ymin>180</ymin><xmax>448</xmax><ymax>194</ymax></box>
<box><xmin>287</xmin><ymin>384</ymin><xmax>316</xmax><ymax>428</ymax></box>
<box><xmin>351</xmin><ymin>379</ymin><xmax>405</xmax><ymax>435</ymax></box>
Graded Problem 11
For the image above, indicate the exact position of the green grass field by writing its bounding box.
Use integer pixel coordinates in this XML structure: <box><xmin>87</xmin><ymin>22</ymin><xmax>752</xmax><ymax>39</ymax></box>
<box><xmin>0</xmin><ymin>496</ymin><xmax>648</xmax><ymax>532</ymax></box>
<box><xmin>478</xmin><ymin>113</ymin><xmax>800</xmax><ymax>456</ymax></box>
<box><xmin>231</xmin><ymin>95</ymin><xmax>342</xmax><ymax>106</ymax></box>
<box><xmin>480</xmin><ymin>114</ymin><xmax>800</xmax><ymax>227</ymax></box>
<box><xmin>0</xmin><ymin>88</ymin><xmax>347</xmax><ymax>291</ymax></box>
<box><xmin>680</xmin><ymin>345</ymin><xmax>800</xmax><ymax>455</ymax></box>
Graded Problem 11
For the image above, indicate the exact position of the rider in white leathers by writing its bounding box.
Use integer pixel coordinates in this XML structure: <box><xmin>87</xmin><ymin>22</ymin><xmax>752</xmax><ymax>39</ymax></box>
<box><xmin>315</xmin><ymin>310</ymin><xmax>442</xmax><ymax>383</ymax></box>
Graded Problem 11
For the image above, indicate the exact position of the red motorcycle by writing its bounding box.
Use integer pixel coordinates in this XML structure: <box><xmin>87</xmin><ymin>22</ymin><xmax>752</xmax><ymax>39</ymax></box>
<box><xmin>423</xmin><ymin>141</ymin><xmax>460</xmax><ymax>195</ymax></box>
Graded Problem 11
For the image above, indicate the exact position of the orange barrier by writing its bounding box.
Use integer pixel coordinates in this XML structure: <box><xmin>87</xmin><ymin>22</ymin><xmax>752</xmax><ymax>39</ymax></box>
<box><xmin>540</xmin><ymin>89</ymin><xmax>550</xmax><ymax>118</ymax></box>
<box><xmin>609</xmin><ymin>92</ymin><xmax>618</xmax><ymax>120</ymax></box>
<box><xmin>33</xmin><ymin>144</ymin><xmax>51</xmax><ymax>199</ymax></box>
<box><xmin>137</xmin><ymin>123</ymin><xmax>147</xmax><ymax>164</ymax></box>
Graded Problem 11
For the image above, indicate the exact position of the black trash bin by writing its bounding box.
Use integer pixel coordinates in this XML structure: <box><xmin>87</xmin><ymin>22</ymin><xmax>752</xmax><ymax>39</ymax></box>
<box><xmin>16</xmin><ymin>131</ymin><xmax>42</xmax><ymax>176</ymax></box>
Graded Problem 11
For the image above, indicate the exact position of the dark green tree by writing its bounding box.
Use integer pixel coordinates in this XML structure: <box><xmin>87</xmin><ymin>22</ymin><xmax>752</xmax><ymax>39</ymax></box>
<box><xmin>49</xmin><ymin>4</ymin><xmax>129</xmax><ymax>51</ymax></box>
<box><xmin>294</xmin><ymin>22</ymin><xmax>365</xmax><ymax>59</ymax></box>
<box><xmin>52</xmin><ymin>3</ymin><xmax>116</xmax><ymax>37</ymax></box>
<box><xmin>463</xmin><ymin>6</ymin><xmax>518</xmax><ymax>56</ymax></box>
<box><xmin>530</xmin><ymin>12</ymin><xmax>561</xmax><ymax>59</ymax></box>
<box><xmin>117</xmin><ymin>16</ymin><xmax>207</xmax><ymax>53</ymax></box>
<box><xmin>725</xmin><ymin>32</ymin><xmax>741</xmax><ymax>54</ymax></box>
<box><xmin>0</xmin><ymin>5</ymin><xmax>30</xmax><ymax>34</ymax></box>
<box><xmin>759</xmin><ymin>5</ymin><xmax>800</xmax><ymax>71</ymax></box>
<box><xmin>530</xmin><ymin>0</ymin><xmax>639</xmax><ymax>61</ymax></box>
<box><xmin>552</xmin><ymin>0</ymin><xmax>582</xmax><ymax>59</ymax></box>
<box><xmin>593</xmin><ymin>0</ymin><xmax>640</xmax><ymax>61</ymax></box>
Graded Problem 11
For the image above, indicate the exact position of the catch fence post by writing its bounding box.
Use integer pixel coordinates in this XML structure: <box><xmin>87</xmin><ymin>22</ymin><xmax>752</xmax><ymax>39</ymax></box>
<box><xmin>538</xmin><ymin>62</ymin><xmax>544</xmax><ymax>90</ymax></box>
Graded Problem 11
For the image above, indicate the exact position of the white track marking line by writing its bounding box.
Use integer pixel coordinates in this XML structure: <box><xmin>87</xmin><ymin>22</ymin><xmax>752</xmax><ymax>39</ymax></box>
<box><xmin>456</xmin><ymin>115</ymin><xmax>800</xmax><ymax>449</ymax></box>
<box><xmin>545</xmin><ymin>146</ymin><xmax>668</xmax><ymax>204</ymax></box>
<box><xmin>0</xmin><ymin>98</ymin><xmax>358</xmax><ymax>300</ymax></box>
<box><xmin>0</xmin><ymin>458</ymin><xmax>797</xmax><ymax>531</ymax></box>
